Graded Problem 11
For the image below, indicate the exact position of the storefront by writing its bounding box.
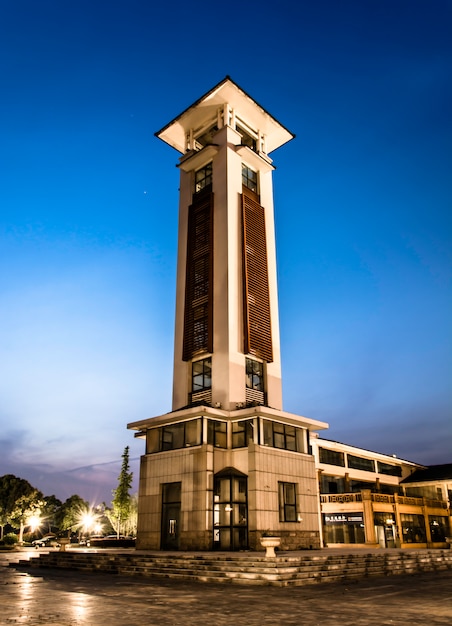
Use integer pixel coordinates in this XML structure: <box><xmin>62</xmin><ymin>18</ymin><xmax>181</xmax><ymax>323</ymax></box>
<box><xmin>323</xmin><ymin>513</ymin><xmax>365</xmax><ymax>545</ymax></box>
<box><xmin>374</xmin><ymin>512</ymin><xmax>396</xmax><ymax>548</ymax></box>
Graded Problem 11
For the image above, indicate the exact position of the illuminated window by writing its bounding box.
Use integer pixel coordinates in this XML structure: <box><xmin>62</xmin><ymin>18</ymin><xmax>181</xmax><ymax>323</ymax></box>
<box><xmin>429</xmin><ymin>516</ymin><xmax>448</xmax><ymax>541</ymax></box>
<box><xmin>400</xmin><ymin>514</ymin><xmax>426</xmax><ymax>543</ymax></box>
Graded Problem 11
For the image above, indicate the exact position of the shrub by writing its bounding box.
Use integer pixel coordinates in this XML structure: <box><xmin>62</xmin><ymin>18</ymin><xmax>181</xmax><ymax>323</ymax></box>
<box><xmin>3</xmin><ymin>533</ymin><xmax>19</xmax><ymax>546</ymax></box>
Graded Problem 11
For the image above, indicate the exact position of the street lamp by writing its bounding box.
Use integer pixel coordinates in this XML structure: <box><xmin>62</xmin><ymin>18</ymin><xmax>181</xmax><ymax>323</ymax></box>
<box><xmin>28</xmin><ymin>515</ymin><xmax>41</xmax><ymax>533</ymax></box>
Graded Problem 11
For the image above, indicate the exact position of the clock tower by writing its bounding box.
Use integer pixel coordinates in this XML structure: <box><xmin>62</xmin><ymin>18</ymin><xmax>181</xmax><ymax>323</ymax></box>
<box><xmin>128</xmin><ymin>78</ymin><xmax>327</xmax><ymax>551</ymax></box>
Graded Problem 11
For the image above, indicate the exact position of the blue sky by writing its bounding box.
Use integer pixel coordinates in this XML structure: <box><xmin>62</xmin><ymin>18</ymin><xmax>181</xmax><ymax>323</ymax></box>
<box><xmin>1</xmin><ymin>0</ymin><xmax>451</xmax><ymax>504</ymax></box>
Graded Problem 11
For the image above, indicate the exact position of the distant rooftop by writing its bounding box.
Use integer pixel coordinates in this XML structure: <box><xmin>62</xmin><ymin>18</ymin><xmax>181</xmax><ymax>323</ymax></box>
<box><xmin>401</xmin><ymin>463</ymin><xmax>452</xmax><ymax>483</ymax></box>
<box><xmin>316</xmin><ymin>436</ymin><xmax>422</xmax><ymax>466</ymax></box>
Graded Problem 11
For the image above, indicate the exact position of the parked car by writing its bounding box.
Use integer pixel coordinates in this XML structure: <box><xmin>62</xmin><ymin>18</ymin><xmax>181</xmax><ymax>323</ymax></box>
<box><xmin>32</xmin><ymin>535</ymin><xmax>60</xmax><ymax>548</ymax></box>
<box><xmin>83</xmin><ymin>535</ymin><xmax>104</xmax><ymax>547</ymax></box>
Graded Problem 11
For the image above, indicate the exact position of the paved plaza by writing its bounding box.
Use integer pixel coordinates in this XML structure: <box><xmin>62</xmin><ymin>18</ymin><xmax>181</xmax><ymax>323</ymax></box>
<box><xmin>1</xmin><ymin>550</ymin><xmax>452</xmax><ymax>625</ymax></box>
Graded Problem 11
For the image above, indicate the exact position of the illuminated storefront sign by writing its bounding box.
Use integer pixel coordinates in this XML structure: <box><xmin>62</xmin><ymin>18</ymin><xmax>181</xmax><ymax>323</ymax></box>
<box><xmin>324</xmin><ymin>513</ymin><xmax>363</xmax><ymax>525</ymax></box>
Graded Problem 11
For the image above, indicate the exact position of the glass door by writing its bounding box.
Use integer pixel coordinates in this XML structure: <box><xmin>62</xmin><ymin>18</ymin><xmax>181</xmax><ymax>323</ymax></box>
<box><xmin>213</xmin><ymin>471</ymin><xmax>248</xmax><ymax>550</ymax></box>
<box><xmin>161</xmin><ymin>482</ymin><xmax>181</xmax><ymax>550</ymax></box>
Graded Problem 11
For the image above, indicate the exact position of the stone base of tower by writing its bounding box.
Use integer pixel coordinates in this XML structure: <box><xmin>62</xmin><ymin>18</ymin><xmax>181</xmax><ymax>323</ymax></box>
<box><xmin>129</xmin><ymin>405</ymin><xmax>327</xmax><ymax>552</ymax></box>
<box><xmin>136</xmin><ymin>530</ymin><xmax>212</xmax><ymax>551</ymax></box>
<box><xmin>249</xmin><ymin>530</ymin><xmax>321</xmax><ymax>551</ymax></box>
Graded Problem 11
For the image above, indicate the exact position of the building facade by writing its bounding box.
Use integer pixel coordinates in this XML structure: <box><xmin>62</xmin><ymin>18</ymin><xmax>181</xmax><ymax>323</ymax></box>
<box><xmin>128</xmin><ymin>78</ymin><xmax>327</xmax><ymax>551</ymax></box>
<box><xmin>312</xmin><ymin>436</ymin><xmax>451</xmax><ymax>549</ymax></box>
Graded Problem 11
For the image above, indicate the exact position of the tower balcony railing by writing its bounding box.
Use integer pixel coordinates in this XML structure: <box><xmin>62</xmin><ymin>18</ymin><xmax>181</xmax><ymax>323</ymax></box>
<box><xmin>320</xmin><ymin>493</ymin><xmax>362</xmax><ymax>504</ymax></box>
<box><xmin>320</xmin><ymin>492</ymin><xmax>448</xmax><ymax>510</ymax></box>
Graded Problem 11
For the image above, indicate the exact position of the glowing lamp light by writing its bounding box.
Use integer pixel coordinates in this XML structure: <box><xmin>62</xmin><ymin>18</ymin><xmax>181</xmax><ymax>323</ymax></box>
<box><xmin>28</xmin><ymin>515</ymin><xmax>41</xmax><ymax>532</ymax></box>
<box><xmin>80</xmin><ymin>512</ymin><xmax>96</xmax><ymax>532</ymax></box>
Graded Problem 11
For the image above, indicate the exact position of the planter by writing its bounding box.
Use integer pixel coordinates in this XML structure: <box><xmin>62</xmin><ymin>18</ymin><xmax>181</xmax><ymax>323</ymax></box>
<box><xmin>260</xmin><ymin>536</ymin><xmax>281</xmax><ymax>558</ymax></box>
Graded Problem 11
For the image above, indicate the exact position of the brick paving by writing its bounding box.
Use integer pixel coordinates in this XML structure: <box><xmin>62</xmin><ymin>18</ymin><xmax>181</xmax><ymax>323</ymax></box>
<box><xmin>2</xmin><ymin>549</ymin><xmax>452</xmax><ymax>625</ymax></box>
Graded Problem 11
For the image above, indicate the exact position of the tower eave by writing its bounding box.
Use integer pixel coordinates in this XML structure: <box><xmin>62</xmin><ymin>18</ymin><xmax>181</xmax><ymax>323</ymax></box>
<box><xmin>155</xmin><ymin>76</ymin><xmax>295</xmax><ymax>155</ymax></box>
<box><xmin>127</xmin><ymin>405</ymin><xmax>329</xmax><ymax>433</ymax></box>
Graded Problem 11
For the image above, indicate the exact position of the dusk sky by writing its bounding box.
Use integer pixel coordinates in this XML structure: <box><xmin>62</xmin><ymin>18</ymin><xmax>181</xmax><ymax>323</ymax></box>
<box><xmin>1</xmin><ymin>1</ymin><xmax>451</xmax><ymax>505</ymax></box>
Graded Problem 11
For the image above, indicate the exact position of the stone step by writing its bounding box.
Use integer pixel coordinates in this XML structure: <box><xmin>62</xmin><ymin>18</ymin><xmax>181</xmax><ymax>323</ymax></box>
<box><xmin>12</xmin><ymin>549</ymin><xmax>452</xmax><ymax>587</ymax></box>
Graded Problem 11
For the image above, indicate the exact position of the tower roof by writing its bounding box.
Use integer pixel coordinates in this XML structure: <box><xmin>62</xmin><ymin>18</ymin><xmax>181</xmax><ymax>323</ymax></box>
<box><xmin>155</xmin><ymin>76</ymin><xmax>295</xmax><ymax>155</ymax></box>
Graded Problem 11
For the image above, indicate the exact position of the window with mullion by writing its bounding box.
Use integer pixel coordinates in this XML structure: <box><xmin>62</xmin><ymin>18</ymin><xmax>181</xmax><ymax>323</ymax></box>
<box><xmin>263</xmin><ymin>420</ymin><xmax>301</xmax><ymax>452</ymax></box>
<box><xmin>242</xmin><ymin>163</ymin><xmax>258</xmax><ymax>193</ymax></box>
<box><xmin>246</xmin><ymin>358</ymin><xmax>264</xmax><ymax>391</ymax></box>
<box><xmin>195</xmin><ymin>162</ymin><xmax>212</xmax><ymax>193</ymax></box>
<box><xmin>347</xmin><ymin>454</ymin><xmax>375</xmax><ymax>472</ymax></box>
<box><xmin>279</xmin><ymin>482</ymin><xmax>298</xmax><ymax>522</ymax></box>
<box><xmin>285</xmin><ymin>425</ymin><xmax>297</xmax><ymax>451</ymax></box>
<box><xmin>207</xmin><ymin>420</ymin><xmax>227</xmax><ymax>448</ymax></box>
<box><xmin>319</xmin><ymin>448</ymin><xmax>345</xmax><ymax>467</ymax></box>
<box><xmin>232</xmin><ymin>420</ymin><xmax>253</xmax><ymax>448</ymax></box>
<box><xmin>192</xmin><ymin>358</ymin><xmax>211</xmax><ymax>392</ymax></box>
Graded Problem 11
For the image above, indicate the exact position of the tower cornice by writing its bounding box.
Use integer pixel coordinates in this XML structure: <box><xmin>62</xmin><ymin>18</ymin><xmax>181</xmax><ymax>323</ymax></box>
<box><xmin>155</xmin><ymin>76</ymin><xmax>295</xmax><ymax>155</ymax></box>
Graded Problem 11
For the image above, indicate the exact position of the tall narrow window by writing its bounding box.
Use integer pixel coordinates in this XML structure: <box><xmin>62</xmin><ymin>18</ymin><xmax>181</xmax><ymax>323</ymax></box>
<box><xmin>279</xmin><ymin>482</ymin><xmax>297</xmax><ymax>522</ymax></box>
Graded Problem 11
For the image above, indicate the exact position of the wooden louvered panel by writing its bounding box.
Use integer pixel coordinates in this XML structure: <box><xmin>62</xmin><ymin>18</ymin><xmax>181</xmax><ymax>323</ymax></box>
<box><xmin>245</xmin><ymin>387</ymin><xmax>265</xmax><ymax>405</ymax></box>
<box><xmin>242</xmin><ymin>191</ymin><xmax>273</xmax><ymax>362</ymax></box>
<box><xmin>183</xmin><ymin>193</ymin><xmax>214</xmax><ymax>360</ymax></box>
<box><xmin>191</xmin><ymin>389</ymin><xmax>212</xmax><ymax>404</ymax></box>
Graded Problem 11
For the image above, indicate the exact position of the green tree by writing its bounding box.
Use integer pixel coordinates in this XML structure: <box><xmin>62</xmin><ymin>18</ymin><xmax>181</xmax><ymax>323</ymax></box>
<box><xmin>55</xmin><ymin>495</ymin><xmax>89</xmax><ymax>535</ymax></box>
<box><xmin>10</xmin><ymin>489</ymin><xmax>44</xmax><ymax>543</ymax></box>
<box><xmin>109</xmin><ymin>446</ymin><xmax>133</xmax><ymax>538</ymax></box>
<box><xmin>41</xmin><ymin>495</ymin><xmax>63</xmax><ymax>534</ymax></box>
<box><xmin>0</xmin><ymin>475</ymin><xmax>38</xmax><ymax>540</ymax></box>
<box><xmin>123</xmin><ymin>492</ymin><xmax>138</xmax><ymax>538</ymax></box>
